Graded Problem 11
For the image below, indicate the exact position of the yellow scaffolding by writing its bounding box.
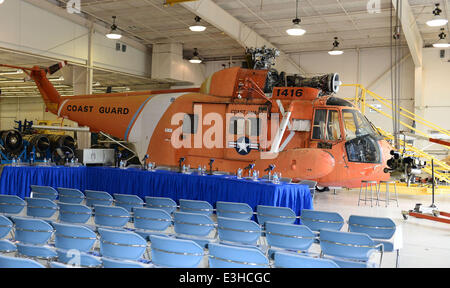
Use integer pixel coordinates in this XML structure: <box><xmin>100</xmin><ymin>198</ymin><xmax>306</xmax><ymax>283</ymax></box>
<box><xmin>342</xmin><ymin>84</ymin><xmax>450</xmax><ymax>184</ymax></box>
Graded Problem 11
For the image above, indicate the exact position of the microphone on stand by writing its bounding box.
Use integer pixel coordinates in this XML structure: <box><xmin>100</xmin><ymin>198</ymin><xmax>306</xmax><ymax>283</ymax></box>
<box><xmin>208</xmin><ymin>159</ymin><xmax>215</xmax><ymax>175</ymax></box>
<box><xmin>142</xmin><ymin>154</ymin><xmax>149</xmax><ymax>170</ymax></box>
<box><xmin>264</xmin><ymin>164</ymin><xmax>275</xmax><ymax>181</ymax></box>
<box><xmin>244</xmin><ymin>163</ymin><xmax>255</xmax><ymax>177</ymax></box>
<box><xmin>179</xmin><ymin>157</ymin><xmax>185</xmax><ymax>173</ymax></box>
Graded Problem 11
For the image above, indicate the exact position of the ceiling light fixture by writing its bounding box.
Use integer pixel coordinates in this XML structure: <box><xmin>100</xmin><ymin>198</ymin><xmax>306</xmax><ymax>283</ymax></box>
<box><xmin>328</xmin><ymin>37</ymin><xmax>344</xmax><ymax>55</ymax></box>
<box><xmin>427</xmin><ymin>3</ymin><xmax>448</xmax><ymax>27</ymax></box>
<box><xmin>106</xmin><ymin>16</ymin><xmax>122</xmax><ymax>40</ymax></box>
<box><xmin>189</xmin><ymin>48</ymin><xmax>202</xmax><ymax>64</ymax></box>
<box><xmin>189</xmin><ymin>16</ymin><xmax>207</xmax><ymax>32</ymax></box>
<box><xmin>433</xmin><ymin>28</ymin><xmax>450</xmax><ymax>48</ymax></box>
<box><xmin>286</xmin><ymin>0</ymin><xmax>306</xmax><ymax>36</ymax></box>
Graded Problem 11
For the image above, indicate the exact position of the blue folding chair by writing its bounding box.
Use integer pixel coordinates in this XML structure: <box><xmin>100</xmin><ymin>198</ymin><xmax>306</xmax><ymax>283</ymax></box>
<box><xmin>98</xmin><ymin>228</ymin><xmax>147</xmax><ymax>261</ymax></box>
<box><xmin>256</xmin><ymin>205</ymin><xmax>297</xmax><ymax>225</ymax></box>
<box><xmin>149</xmin><ymin>235</ymin><xmax>204</xmax><ymax>268</ymax></box>
<box><xmin>300</xmin><ymin>209</ymin><xmax>344</xmax><ymax>232</ymax></box>
<box><xmin>265</xmin><ymin>221</ymin><xmax>315</xmax><ymax>259</ymax></box>
<box><xmin>53</xmin><ymin>222</ymin><xmax>101</xmax><ymax>268</ymax></box>
<box><xmin>348</xmin><ymin>215</ymin><xmax>399</xmax><ymax>267</ymax></box>
<box><xmin>145</xmin><ymin>196</ymin><xmax>178</xmax><ymax>214</ymax></box>
<box><xmin>57</xmin><ymin>188</ymin><xmax>85</xmax><ymax>204</ymax></box>
<box><xmin>274</xmin><ymin>252</ymin><xmax>339</xmax><ymax>268</ymax></box>
<box><xmin>0</xmin><ymin>254</ymin><xmax>45</xmax><ymax>268</ymax></box>
<box><xmin>58</xmin><ymin>203</ymin><xmax>92</xmax><ymax>224</ymax></box>
<box><xmin>217</xmin><ymin>217</ymin><xmax>262</xmax><ymax>247</ymax></box>
<box><xmin>208</xmin><ymin>243</ymin><xmax>269</xmax><ymax>268</ymax></box>
<box><xmin>216</xmin><ymin>201</ymin><xmax>253</xmax><ymax>220</ymax></box>
<box><xmin>113</xmin><ymin>194</ymin><xmax>144</xmax><ymax>213</ymax></box>
<box><xmin>133</xmin><ymin>207</ymin><xmax>173</xmax><ymax>240</ymax></box>
<box><xmin>319</xmin><ymin>229</ymin><xmax>383</xmax><ymax>268</ymax></box>
<box><xmin>173</xmin><ymin>211</ymin><xmax>216</xmax><ymax>248</ymax></box>
<box><xmin>12</xmin><ymin>217</ymin><xmax>57</xmax><ymax>262</ymax></box>
<box><xmin>145</xmin><ymin>196</ymin><xmax>177</xmax><ymax>214</ymax></box>
<box><xmin>102</xmin><ymin>257</ymin><xmax>147</xmax><ymax>268</ymax></box>
<box><xmin>50</xmin><ymin>261</ymin><xmax>76</xmax><ymax>268</ymax></box>
<box><xmin>93</xmin><ymin>205</ymin><xmax>130</xmax><ymax>229</ymax></box>
<box><xmin>0</xmin><ymin>195</ymin><xmax>26</xmax><ymax>216</ymax></box>
<box><xmin>30</xmin><ymin>185</ymin><xmax>58</xmax><ymax>200</ymax></box>
<box><xmin>0</xmin><ymin>215</ymin><xmax>16</xmax><ymax>253</ymax></box>
<box><xmin>299</xmin><ymin>180</ymin><xmax>317</xmax><ymax>201</ymax></box>
<box><xmin>179</xmin><ymin>199</ymin><xmax>214</xmax><ymax>216</ymax></box>
<box><xmin>85</xmin><ymin>190</ymin><xmax>114</xmax><ymax>207</ymax></box>
<box><xmin>25</xmin><ymin>197</ymin><xmax>58</xmax><ymax>219</ymax></box>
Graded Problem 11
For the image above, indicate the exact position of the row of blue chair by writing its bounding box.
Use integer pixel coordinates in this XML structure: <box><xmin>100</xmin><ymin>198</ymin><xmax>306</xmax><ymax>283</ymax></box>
<box><xmin>0</xmin><ymin>207</ymin><xmax>395</xmax><ymax>268</ymax></box>
<box><xmin>1</xmin><ymin>187</ymin><xmax>399</xmax><ymax>268</ymax></box>
<box><xmin>1</xmin><ymin>190</ymin><xmax>342</xmax><ymax>228</ymax></box>
<box><xmin>0</xmin><ymin>215</ymin><xmax>340</xmax><ymax>268</ymax></box>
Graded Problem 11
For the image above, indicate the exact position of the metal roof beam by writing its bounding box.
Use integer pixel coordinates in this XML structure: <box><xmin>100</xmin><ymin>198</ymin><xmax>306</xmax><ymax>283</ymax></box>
<box><xmin>180</xmin><ymin>0</ymin><xmax>306</xmax><ymax>74</ymax></box>
<box><xmin>392</xmin><ymin>0</ymin><xmax>423</xmax><ymax>67</ymax></box>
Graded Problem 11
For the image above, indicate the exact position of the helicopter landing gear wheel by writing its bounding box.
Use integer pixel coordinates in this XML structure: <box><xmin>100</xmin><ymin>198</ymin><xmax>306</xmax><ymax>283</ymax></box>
<box><xmin>316</xmin><ymin>186</ymin><xmax>329</xmax><ymax>192</ymax></box>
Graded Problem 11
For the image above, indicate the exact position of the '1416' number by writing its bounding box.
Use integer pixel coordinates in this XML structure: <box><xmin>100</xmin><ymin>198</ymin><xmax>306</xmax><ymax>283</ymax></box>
<box><xmin>274</xmin><ymin>88</ymin><xmax>303</xmax><ymax>98</ymax></box>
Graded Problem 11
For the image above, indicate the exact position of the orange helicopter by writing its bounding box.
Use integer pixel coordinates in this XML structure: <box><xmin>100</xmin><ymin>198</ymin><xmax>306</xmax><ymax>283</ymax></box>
<box><xmin>0</xmin><ymin>47</ymin><xmax>392</xmax><ymax>189</ymax></box>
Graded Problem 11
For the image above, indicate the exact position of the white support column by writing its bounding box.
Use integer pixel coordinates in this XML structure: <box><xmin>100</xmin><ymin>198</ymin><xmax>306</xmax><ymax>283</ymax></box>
<box><xmin>392</xmin><ymin>0</ymin><xmax>424</xmax><ymax>146</ymax></box>
<box><xmin>181</xmin><ymin>0</ymin><xmax>305</xmax><ymax>74</ymax></box>
<box><xmin>392</xmin><ymin>0</ymin><xmax>423</xmax><ymax>68</ymax></box>
<box><xmin>414</xmin><ymin>66</ymin><xmax>427</xmax><ymax>150</ymax></box>
<box><xmin>87</xmin><ymin>23</ymin><xmax>94</xmax><ymax>95</ymax></box>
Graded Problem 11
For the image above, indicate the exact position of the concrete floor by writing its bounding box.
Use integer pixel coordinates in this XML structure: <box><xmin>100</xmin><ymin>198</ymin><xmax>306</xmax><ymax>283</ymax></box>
<box><xmin>313</xmin><ymin>188</ymin><xmax>450</xmax><ymax>268</ymax></box>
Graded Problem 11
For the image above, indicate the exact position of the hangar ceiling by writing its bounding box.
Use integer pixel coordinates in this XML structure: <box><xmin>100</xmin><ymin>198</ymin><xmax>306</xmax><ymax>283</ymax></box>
<box><xmin>51</xmin><ymin>0</ymin><xmax>449</xmax><ymax>57</ymax></box>
<box><xmin>1</xmin><ymin>0</ymin><xmax>449</xmax><ymax>98</ymax></box>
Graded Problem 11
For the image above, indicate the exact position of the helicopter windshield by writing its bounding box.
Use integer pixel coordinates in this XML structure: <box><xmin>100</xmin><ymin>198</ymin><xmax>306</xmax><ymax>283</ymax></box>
<box><xmin>342</xmin><ymin>109</ymin><xmax>378</xmax><ymax>140</ymax></box>
<box><xmin>342</xmin><ymin>109</ymin><xmax>381</xmax><ymax>164</ymax></box>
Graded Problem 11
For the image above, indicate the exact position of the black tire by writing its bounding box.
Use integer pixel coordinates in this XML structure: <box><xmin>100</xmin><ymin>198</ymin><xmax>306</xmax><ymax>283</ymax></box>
<box><xmin>315</xmin><ymin>186</ymin><xmax>329</xmax><ymax>192</ymax></box>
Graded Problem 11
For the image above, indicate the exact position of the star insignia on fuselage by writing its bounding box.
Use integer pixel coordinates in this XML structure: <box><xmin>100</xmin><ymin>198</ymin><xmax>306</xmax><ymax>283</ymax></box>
<box><xmin>237</xmin><ymin>137</ymin><xmax>250</xmax><ymax>153</ymax></box>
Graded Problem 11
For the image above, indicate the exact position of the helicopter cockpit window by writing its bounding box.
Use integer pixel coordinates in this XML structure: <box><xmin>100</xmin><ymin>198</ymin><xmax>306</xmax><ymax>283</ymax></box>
<box><xmin>327</xmin><ymin>110</ymin><xmax>341</xmax><ymax>141</ymax></box>
<box><xmin>182</xmin><ymin>114</ymin><xmax>199</xmax><ymax>134</ymax></box>
<box><xmin>343</xmin><ymin>109</ymin><xmax>381</xmax><ymax>163</ymax></box>
<box><xmin>342</xmin><ymin>109</ymin><xmax>377</xmax><ymax>140</ymax></box>
<box><xmin>312</xmin><ymin>109</ymin><xmax>327</xmax><ymax>140</ymax></box>
<box><xmin>312</xmin><ymin>109</ymin><xmax>341</xmax><ymax>141</ymax></box>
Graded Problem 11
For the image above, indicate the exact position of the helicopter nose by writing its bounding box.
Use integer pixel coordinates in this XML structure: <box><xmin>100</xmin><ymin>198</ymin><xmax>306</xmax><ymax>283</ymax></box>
<box><xmin>285</xmin><ymin>149</ymin><xmax>335</xmax><ymax>180</ymax></box>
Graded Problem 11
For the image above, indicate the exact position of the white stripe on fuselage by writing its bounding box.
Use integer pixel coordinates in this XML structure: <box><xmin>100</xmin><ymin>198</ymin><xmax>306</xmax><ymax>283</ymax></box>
<box><xmin>127</xmin><ymin>92</ymin><xmax>184</xmax><ymax>161</ymax></box>
<box><xmin>57</xmin><ymin>99</ymin><xmax>69</xmax><ymax>117</ymax></box>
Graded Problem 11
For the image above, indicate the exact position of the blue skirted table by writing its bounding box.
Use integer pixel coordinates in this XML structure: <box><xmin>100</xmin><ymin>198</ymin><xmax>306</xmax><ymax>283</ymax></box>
<box><xmin>0</xmin><ymin>166</ymin><xmax>313</xmax><ymax>221</ymax></box>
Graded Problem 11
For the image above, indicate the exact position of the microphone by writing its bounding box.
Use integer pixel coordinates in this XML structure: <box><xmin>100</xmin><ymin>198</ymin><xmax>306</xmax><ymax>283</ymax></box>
<box><xmin>179</xmin><ymin>157</ymin><xmax>185</xmax><ymax>173</ymax></box>
<box><xmin>142</xmin><ymin>154</ymin><xmax>149</xmax><ymax>169</ymax></box>
<box><xmin>208</xmin><ymin>159</ymin><xmax>215</xmax><ymax>175</ymax></box>
<box><xmin>244</xmin><ymin>164</ymin><xmax>255</xmax><ymax>170</ymax></box>
<box><xmin>244</xmin><ymin>164</ymin><xmax>255</xmax><ymax>177</ymax></box>
<box><xmin>264</xmin><ymin>164</ymin><xmax>275</xmax><ymax>172</ymax></box>
<box><xmin>116</xmin><ymin>151</ymin><xmax>122</xmax><ymax>168</ymax></box>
